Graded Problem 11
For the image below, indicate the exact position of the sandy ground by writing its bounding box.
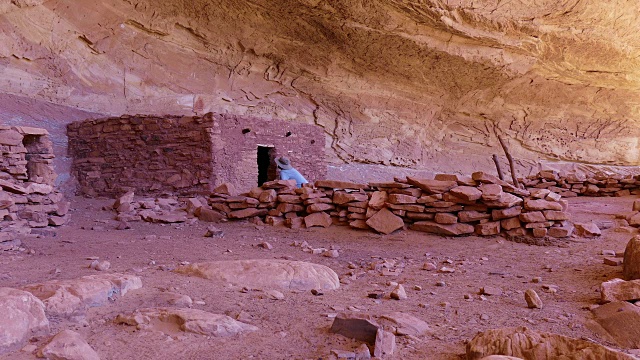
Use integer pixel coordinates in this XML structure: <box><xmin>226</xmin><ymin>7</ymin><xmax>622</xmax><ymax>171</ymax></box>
<box><xmin>0</xmin><ymin>195</ymin><xmax>637</xmax><ymax>360</ymax></box>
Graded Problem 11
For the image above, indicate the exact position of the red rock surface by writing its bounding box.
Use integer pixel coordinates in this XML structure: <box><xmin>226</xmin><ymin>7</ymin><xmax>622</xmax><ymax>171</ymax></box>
<box><xmin>3</xmin><ymin>2</ymin><xmax>640</xmax><ymax>179</ymax></box>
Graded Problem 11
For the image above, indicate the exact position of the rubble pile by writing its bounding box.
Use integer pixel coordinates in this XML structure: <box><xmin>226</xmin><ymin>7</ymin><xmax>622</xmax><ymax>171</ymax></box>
<box><xmin>521</xmin><ymin>170</ymin><xmax>640</xmax><ymax>198</ymax></box>
<box><xmin>0</xmin><ymin>126</ymin><xmax>68</xmax><ymax>234</ymax></box>
<box><xmin>208</xmin><ymin>172</ymin><xmax>573</xmax><ymax>239</ymax></box>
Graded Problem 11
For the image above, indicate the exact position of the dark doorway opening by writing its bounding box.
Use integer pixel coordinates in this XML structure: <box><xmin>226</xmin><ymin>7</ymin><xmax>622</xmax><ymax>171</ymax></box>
<box><xmin>258</xmin><ymin>146</ymin><xmax>275</xmax><ymax>186</ymax></box>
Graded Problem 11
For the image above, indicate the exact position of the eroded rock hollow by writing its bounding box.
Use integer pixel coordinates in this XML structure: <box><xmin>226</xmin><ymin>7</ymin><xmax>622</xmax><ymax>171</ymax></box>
<box><xmin>2</xmin><ymin>0</ymin><xmax>640</xmax><ymax>181</ymax></box>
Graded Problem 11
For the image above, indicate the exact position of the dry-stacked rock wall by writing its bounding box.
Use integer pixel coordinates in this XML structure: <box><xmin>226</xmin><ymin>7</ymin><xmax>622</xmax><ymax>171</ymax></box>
<box><xmin>68</xmin><ymin>113</ymin><xmax>326</xmax><ymax>197</ymax></box>
<box><xmin>0</xmin><ymin>126</ymin><xmax>68</xmax><ymax>232</ymax></box>
<box><xmin>210</xmin><ymin>172</ymin><xmax>572</xmax><ymax>239</ymax></box>
<box><xmin>522</xmin><ymin>170</ymin><xmax>640</xmax><ymax>198</ymax></box>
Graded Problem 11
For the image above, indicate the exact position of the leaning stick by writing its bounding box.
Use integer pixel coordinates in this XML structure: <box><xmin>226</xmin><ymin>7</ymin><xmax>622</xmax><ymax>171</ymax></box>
<box><xmin>492</xmin><ymin>154</ymin><xmax>505</xmax><ymax>180</ymax></box>
<box><xmin>497</xmin><ymin>134</ymin><xmax>520</xmax><ymax>188</ymax></box>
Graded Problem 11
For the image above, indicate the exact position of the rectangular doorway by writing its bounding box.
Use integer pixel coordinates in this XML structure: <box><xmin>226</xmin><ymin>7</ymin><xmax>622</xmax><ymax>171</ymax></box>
<box><xmin>257</xmin><ymin>146</ymin><xmax>276</xmax><ymax>186</ymax></box>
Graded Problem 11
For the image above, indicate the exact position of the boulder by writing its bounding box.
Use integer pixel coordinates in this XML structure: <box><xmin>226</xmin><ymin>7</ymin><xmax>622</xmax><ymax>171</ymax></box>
<box><xmin>116</xmin><ymin>308</ymin><xmax>258</xmax><ymax>337</ymax></box>
<box><xmin>623</xmin><ymin>235</ymin><xmax>640</xmax><ymax>280</ymax></box>
<box><xmin>39</xmin><ymin>330</ymin><xmax>100</xmax><ymax>360</ymax></box>
<box><xmin>175</xmin><ymin>260</ymin><xmax>340</xmax><ymax>291</ymax></box>
<box><xmin>592</xmin><ymin>301</ymin><xmax>640</xmax><ymax>348</ymax></box>
<box><xmin>23</xmin><ymin>273</ymin><xmax>142</xmax><ymax>317</ymax></box>
<box><xmin>600</xmin><ymin>278</ymin><xmax>640</xmax><ymax>303</ymax></box>
<box><xmin>466</xmin><ymin>327</ymin><xmax>635</xmax><ymax>360</ymax></box>
<box><xmin>0</xmin><ymin>288</ymin><xmax>49</xmax><ymax>354</ymax></box>
<box><xmin>366</xmin><ymin>208</ymin><xmax>404</xmax><ymax>235</ymax></box>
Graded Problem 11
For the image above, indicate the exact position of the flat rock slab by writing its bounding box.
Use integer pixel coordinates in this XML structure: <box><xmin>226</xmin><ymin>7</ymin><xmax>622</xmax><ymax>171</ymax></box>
<box><xmin>380</xmin><ymin>312</ymin><xmax>431</xmax><ymax>336</ymax></box>
<box><xmin>600</xmin><ymin>278</ymin><xmax>640</xmax><ymax>303</ymax></box>
<box><xmin>330</xmin><ymin>313</ymin><xmax>379</xmax><ymax>345</ymax></box>
<box><xmin>592</xmin><ymin>301</ymin><xmax>640</xmax><ymax>348</ymax></box>
<box><xmin>116</xmin><ymin>308</ymin><xmax>258</xmax><ymax>337</ymax></box>
<box><xmin>175</xmin><ymin>260</ymin><xmax>340</xmax><ymax>291</ymax></box>
<box><xmin>39</xmin><ymin>330</ymin><xmax>100</xmax><ymax>360</ymax></box>
<box><xmin>140</xmin><ymin>210</ymin><xmax>188</xmax><ymax>223</ymax></box>
<box><xmin>23</xmin><ymin>273</ymin><xmax>142</xmax><ymax>317</ymax></box>
<box><xmin>366</xmin><ymin>208</ymin><xmax>404</xmax><ymax>235</ymax></box>
<box><xmin>410</xmin><ymin>221</ymin><xmax>474</xmax><ymax>236</ymax></box>
<box><xmin>0</xmin><ymin>288</ymin><xmax>49</xmax><ymax>354</ymax></box>
<box><xmin>466</xmin><ymin>326</ymin><xmax>635</xmax><ymax>360</ymax></box>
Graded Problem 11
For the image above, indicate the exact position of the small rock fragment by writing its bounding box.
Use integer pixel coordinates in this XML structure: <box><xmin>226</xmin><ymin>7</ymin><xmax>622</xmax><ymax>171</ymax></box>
<box><xmin>390</xmin><ymin>284</ymin><xmax>407</xmax><ymax>300</ymax></box>
<box><xmin>373</xmin><ymin>329</ymin><xmax>396</xmax><ymax>357</ymax></box>
<box><xmin>525</xmin><ymin>289</ymin><xmax>543</xmax><ymax>309</ymax></box>
<box><xmin>204</xmin><ymin>226</ymin><xmax>224</xmax><ymax>237</ymax></box>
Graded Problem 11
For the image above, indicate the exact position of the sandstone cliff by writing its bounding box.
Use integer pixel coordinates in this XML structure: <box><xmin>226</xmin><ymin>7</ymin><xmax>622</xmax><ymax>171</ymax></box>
<box><xmin>1</xmin><ymin>0</ymin><xmax>640</xmax><ymax>180</ymax></box>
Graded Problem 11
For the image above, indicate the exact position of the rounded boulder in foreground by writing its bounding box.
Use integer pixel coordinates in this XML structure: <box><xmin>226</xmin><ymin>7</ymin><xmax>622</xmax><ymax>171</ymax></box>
<box><xmin>174</xmin><ymin>259</ymin><xmax>340</xmax><ymax>291</ymax></box>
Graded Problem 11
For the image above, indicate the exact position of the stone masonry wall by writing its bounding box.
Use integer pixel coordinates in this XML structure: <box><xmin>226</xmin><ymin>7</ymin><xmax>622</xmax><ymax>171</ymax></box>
<box><xmin>0</xmin><ymin>126</ymin><xmax>68</xmax><ymax>234</ymax></box>
<box><xmin>68</xmin><ymin>113</ymin><xmax>326</xmax><ymax>197</ymax></box>
<box><xmin>521</xmin><ymin>170</ymin><xmax>640</xmax><ymax>198</ymax></box>
<box><xmin>209</xmin><ymin>172</ymin><xmax>577</xmax><ymax>240</ymax></box>
<box><xmin>67</xmin><ymin>115</ymin><xmax>215</xmax><ymax>197</ymax></box>
<box><xmin>210</xmin><ymin>113</ymin><xmax>326</xmax><ymax>191</ymax></box>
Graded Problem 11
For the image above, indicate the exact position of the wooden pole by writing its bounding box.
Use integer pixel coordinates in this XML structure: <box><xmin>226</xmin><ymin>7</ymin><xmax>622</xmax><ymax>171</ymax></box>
<box><xmin>492</xmin><ymin>154</ymin><xmax>505</xmax><ymax>181</ymax></box>
<box><xmin>496</xmin><ymin>134</ymin><xmax>520</xmax><ymax>188</ymax></box>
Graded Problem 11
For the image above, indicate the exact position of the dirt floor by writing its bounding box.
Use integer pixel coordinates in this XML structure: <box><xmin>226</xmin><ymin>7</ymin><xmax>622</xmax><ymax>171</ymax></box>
<box><xmin>0</xmin><ymin>195</ymin><xmax>637</xmax><ymax>360</ymax></box>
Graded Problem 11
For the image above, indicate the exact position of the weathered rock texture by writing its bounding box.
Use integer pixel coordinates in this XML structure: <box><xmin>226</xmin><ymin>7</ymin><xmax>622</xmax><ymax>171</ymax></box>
<box><xmin>466</xmin><ymin>327</ymin><xmax>635</xmax><ymax>360</ymax></box>
<box><xmin>39</xmin><ymin>330</ymin><xmax>100</xmax><ymax>360</ymax></box>
<box><xmin>2</xmin><ymin>1</ymin><xmax>640</xmax><ymax>178</ymax></box>
<box><xmin>175</xmin><ymin>259</ymin><xmax>340</xmax><ymax>291</ymax></box>
<box><xmin>115</xmin><ymin>308</ymin><xmax>259</xmax><ymax>337</ymax></box>
<box><xmin>0</xmin><ymin>126</ymin><xmax>68</xmax><ymax>232</ymax></box>
<box><xmin>23</xmin><ymin>273</ymin><xmax>142</xmax><ymax>317</ymax></box>
<box><xmin>0</xmin><ymin>287</ymin><xmax>49</xmax><ymax>354</ymax></box>
<box><xmin>67</xmin><ymin>113</ymin><xmax>325</xmax><ymax>195</ymax></box>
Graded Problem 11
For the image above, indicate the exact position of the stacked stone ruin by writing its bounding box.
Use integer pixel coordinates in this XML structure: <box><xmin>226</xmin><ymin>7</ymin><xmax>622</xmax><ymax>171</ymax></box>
<box><xmin>0</xmin><ymin>126</ymin><xmax>68</xmax><ymax>234</ymax></box>
<box><xmin>521</xmin><ymin>170</ymin><xmax>640</xmax><ymax>198</ymax></box>
<box><xmin>209</xmin><ymin>172</ymin><xmax>573</xmax><ymax>239</ymax></box>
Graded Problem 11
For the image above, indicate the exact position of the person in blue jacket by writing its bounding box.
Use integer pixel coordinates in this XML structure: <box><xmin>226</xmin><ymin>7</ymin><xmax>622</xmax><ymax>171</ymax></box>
<box><xmin>275</xmin><ymin>156</ymin><xmax>309</xmax><ymax>188</ymax></box>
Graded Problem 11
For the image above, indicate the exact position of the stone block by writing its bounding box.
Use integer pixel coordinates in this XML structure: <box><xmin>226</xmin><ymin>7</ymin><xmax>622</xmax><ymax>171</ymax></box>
<box><xmin>365</xmin><ymin>208</ymin><xmax>404</xmax><ymax>235</ymax></box>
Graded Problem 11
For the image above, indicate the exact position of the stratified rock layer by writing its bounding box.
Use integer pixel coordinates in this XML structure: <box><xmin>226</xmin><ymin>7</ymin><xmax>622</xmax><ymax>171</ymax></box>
<box><xmin>2</xmin><ymin>1</ymin><xmax>640</xmax><ymax>177</ymax></box>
